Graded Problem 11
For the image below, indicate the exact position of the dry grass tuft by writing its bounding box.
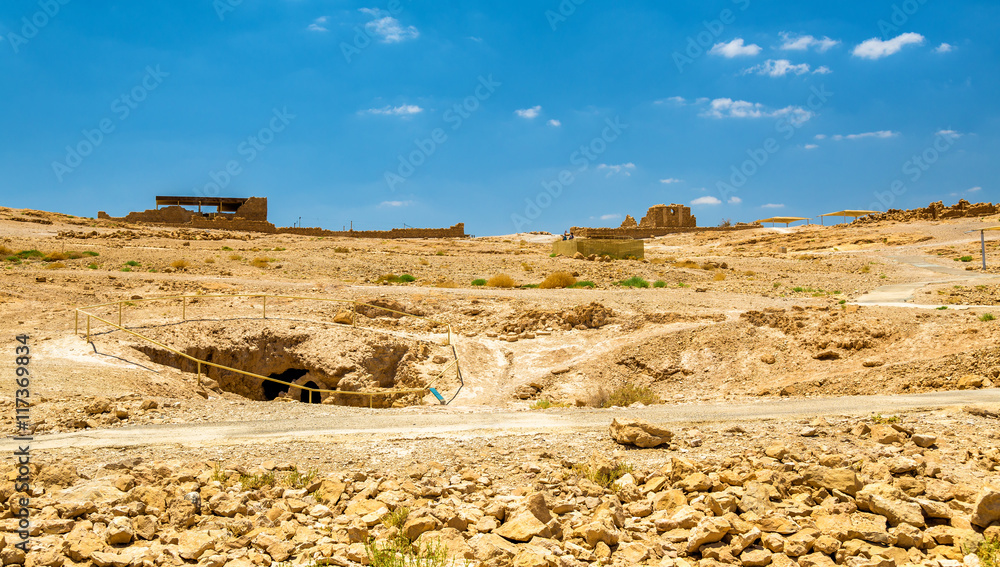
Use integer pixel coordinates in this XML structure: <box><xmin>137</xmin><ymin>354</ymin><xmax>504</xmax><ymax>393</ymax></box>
<box><xmin>171</xmin><ymin>259</ymin><xmax>191</xmax><ymax>270</ymax></box>
<box><xmin>434</xmin><ymin>280</ymin><xmax>459</xmax><ymax>288</ymax></box>
<box><xmin>487</xmin><ymin>274</ymin><xmax>517</xmax><ymax>288</ymax></box>
<box><xmin>539</xmin><ymin>272</ymin><xmax>577</xmax><ymax>289</ymax></box>
<box><xmin>0</xmin><ymin>245</ymin><xmax>12</xmax><ymax>257</ymax></box>
<box><xmin>604</xmin><ymin>383</ymin><xmax>660</xmax><ymax>407</ymax></box>
<box><xmin>46</xmin><ymin>262</ymin><xmax>66</xmax><ymax>269</ymax></box>
<box><xmin>250</xmin><ymin>258</ymin><xmax>271</xmax><ymax>269</ymax></box>
<box><xmin>713</xmin><ymin>271</ymin><xmax>726</xmax><ymax>281</ymax></box>
<box><xmin>229</xmin><ymin>254</ymin><xmax>242</xmax><ymax>261</ymax></box>
<box><xmin>205</xmin><ymin>258</ymin><xmax>216</xmax><ymax>264</ymax></box>
<box><xmin>671</xmin><ymin>260</ymin><xmax>700</xmax><ymax>269</ymax></box>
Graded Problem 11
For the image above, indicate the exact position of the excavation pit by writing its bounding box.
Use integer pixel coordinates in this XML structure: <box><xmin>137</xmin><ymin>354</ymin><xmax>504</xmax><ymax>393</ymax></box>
<box><xmin>127</xmin><ymin>318</ymin><xmax>454</xmax><ymax>408</ymax></box>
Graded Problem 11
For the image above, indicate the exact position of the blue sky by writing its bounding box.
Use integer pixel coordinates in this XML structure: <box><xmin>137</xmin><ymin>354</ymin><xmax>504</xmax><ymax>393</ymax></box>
<box><xmin>1</xmin><ymin>1</ymin><xmax>996</xmax><ymax>235</ymax></box>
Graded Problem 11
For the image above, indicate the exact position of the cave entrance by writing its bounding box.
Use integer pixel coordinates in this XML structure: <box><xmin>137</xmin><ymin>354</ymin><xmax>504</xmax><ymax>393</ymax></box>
<box><xmin>300</xmin><ymin>381</ymin><xmax>322</xmax><ymax>404</ymax></box>
<box><xmin>263</xmin><ymin>368</ymin><xmax>308</xmax><ymax>401</ymax></box>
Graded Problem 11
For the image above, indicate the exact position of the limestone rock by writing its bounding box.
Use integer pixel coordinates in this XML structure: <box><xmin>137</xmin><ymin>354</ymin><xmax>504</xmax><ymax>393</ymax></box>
<box><xmin>802</xmin><ymin>466</ymin><xmax>862</xmax><ymax>496</ymax></box>
<box><xmin>609</xmin><ymin>418</ymin><xmax>672</xmax><ymax>448</ymax></box>
<box><xmin>403</xmin><ymin>511</ymin><xmax>440</xmax><ymax>541</ymax></box>
<box><xmin>971</xmin><ymin>485</ymin><xmax>1000</xmax><ymax>528</ymax></box>
<box><xmin>105</xmin><ymin>516</ymin><xmax>134</xmax><ymax>545</ymax></box>
<box><xmin>177</xmin><ymin>531</ymin><xmax>215</xmax><ymax>561</ymax></box>
<box><xmin>494</xmin><ymin>493</ymin><xmax>553</xmax><ymax>542</ymax></box>
<box><xmin>857</xmin><ymin>483</ymin><xmax>926</xmax><ymax>527</ymax></box>
<box><xmin>741</xmin><ymin>548</ymin><xmax>773</xmax><ymax>567</ymax></box>
<box><xmin>686</xmin><ymin>516</ymin><xmax>731</xmax><ymax>553</ymax></box>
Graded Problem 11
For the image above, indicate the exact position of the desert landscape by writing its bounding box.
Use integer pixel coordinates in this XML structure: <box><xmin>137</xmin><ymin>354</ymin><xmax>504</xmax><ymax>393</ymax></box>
<box><xmin>0</xmin><ymin>200</ymin><xmax>999</xmax><ymax>567</ymax></box>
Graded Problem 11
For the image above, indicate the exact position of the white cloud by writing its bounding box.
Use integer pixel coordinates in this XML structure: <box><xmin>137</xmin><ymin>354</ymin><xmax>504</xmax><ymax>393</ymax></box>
<box><xmin>660</xmin><ymin>178</ymin><xmax>683</xmax><ymax>184</ymax></box>
<box><xmin>365</xmin><ymin>104</ymin><xmax>424</xmax><ymax>116</ymax></box>
<box><xmin>597</xmin><ymin>163</ymin><xmax>636</xmax><ymax>177</ymax></box>
<box><xmin>761</xmin><ymin>203</ymin><xmax>785</xmax><ymax>209</ymax></box>
<box><xmin>657</xmin><ymin>96</ymin><xmax>687</xmax><ymax>105</ymax></box>
<box><xmin>308</xmin><ymin>16</ymin><xmax>329</xmax><ymax>32</ymax></box>
<box><xmin>600</xmin><ymin>214</ymin><xmax>621</xmax><ymax>221</ymax></box>
<box><xmin>830</xmin><ymin>130</ymin><xmax>898</xmax><ymax>141</ymax></box>
<box><xmin>742</xmin><ymin>59</ymin><xmax>834</xmax><ymax>77</ymax></box>
<box><xmin>692</xmin><ymin>196</ymin><xmax>722</xmax><ymax>206</ymax></box>
<box><xmin>515</xmin><ymin>106</ymin><xmax>542</xmax><ymax>119</ymax></box>
<box><xmin>710</xmin><ymin>38</ymin><xmax>762</xmax><ymax>58</ymax></box>
<box><xmin>359</xmin><ymin>8</ymin><xmax>419</xmax><ymax>43</ymax></box>
<box><xmin>742</xmin><ymin>59</ymin><xmax>811</xmax><ymax>77</ymax></box>
<box><xmin>814</xmin><ymin>134</ymin><xmax>827</xmax><ymax>140</ymax></box>
<box><xmin>935</xmin><ymin>43</ymin><xmax>954</xmax><ymax>53</ymax></box>
<box><xmin>779</xmin><ymin>33</ymin><xmax>840</xmax><ymax>53</ymax></box>
<box><xmin>701</xmin><ymin>98</ymin><xmax>813</xmax><ymax>126</ymax></box>
<box><xmin>379</xmin><ymin>200</ymin><xmax>414</xmax><ymax>208</ymax></box>
<box><xmin>804</xmin><ymin>144</ymin><xmax>818</xmax><ymax>150</ymax></box>
<box><xmin>852</xmin><ymin>33</ymin><xmax>925</xmax><ymax>60</ymax></box>
<box><xmin>968</xmin><ymin>186</ymin><xmax>982</xmax><ymax>193</ymax></box>
<box><xmin>547</xmin><ymin>119</ymin><xmax>561</xmax><ymax>127</ymax></box>
<box><xmin>728</xmin><ymin>196</ymin><xmax>742</xmax><ymax>204</ymax></box>
<box><xmin>936</xmin><ymin>129</ymin><xmax>963</xmax><ymax>139</ymax></box>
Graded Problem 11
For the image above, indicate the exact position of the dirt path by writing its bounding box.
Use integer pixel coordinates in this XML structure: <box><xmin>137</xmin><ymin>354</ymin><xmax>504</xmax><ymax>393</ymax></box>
<box><xmin>9</xmin><ymin>388</ymin><xmax>999</xmax><ymax>451</ymax></box>
<box><xmin>852</xmin><ymin>255</ymin><xmax>994</xmax><ymax>308</ymax></box>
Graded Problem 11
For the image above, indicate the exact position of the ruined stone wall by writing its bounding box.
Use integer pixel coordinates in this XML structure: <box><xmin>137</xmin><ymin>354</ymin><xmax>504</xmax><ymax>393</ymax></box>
<box><xmin>98</xmin><ymin>199</ymin><xmax>465</xmax><ymax>239</ymax></box>
<box><xmin>571</xmin><ymin>203</ymin><xmax>703</xmax><ymax>238</ymax></box>
<box><xmin>637</xmin><ymin>204</ymin><xmax>696</xmax><ymax>229</ymax></box>
<box><xmin>107</xmin><ymin>206</ymin><xmax>198</xmax><ymax>224</ymax></box>
<box><xmin>276</xmin><ymin>223</ymin><xmax>467</xmax><ymax>239</ymax></box>
<box><xmin>571</xmin><ymin>224</ymin><xmax>757</xmax><ymax>239</ymax></box>
<box><xmin>234</xmin><ymin>197</ymin><xmax>268</xmax><ymax>221</ymax></box>
<box><xmin>855</xmin><ymin>200</ymin><xmax>998</xmax><ymax>224</ymax></box>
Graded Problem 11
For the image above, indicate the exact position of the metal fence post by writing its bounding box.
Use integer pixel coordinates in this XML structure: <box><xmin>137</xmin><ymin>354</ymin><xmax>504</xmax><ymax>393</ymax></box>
<box><xmin>118</xmin><ymin>302</ymin><xmax>123</xmax><ymax>327</ymax></box>
<box><xmin>263</xmin><ymin>296</ymin><xmax>267</xmax><ymax>319</ymax></box>
<box><xmin>983</xmin><ymin>231</ymin><xmax>988</xmax><ymax>270</ymax></box>
<box><xmin>182</xmin><ymin>297</ymin><xmax>187</xmax><ymax>321</ymax></box>
<box><xmin>197</xmin><ymin>362</ymin><xmax>201</xmax><ymax>386</ymax></box>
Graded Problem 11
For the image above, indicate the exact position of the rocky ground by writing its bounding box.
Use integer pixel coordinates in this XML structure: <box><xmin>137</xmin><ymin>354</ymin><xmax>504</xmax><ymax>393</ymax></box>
<box><xmin>0</xmin><ymin>204</ymin><xmax>998</xmax><ymax>566</ymax></box>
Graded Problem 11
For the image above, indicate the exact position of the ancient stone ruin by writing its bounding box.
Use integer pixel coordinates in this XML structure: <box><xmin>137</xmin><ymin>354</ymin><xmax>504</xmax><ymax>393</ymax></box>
<box><xmin>573</xmin><ymin>204</ymin><xmax>754</xmax><ymax>239</ymax></box>
<box><xmin>855</xmin><ymin>200</ymin><xmax>998</xmax><ymax>224</ymax></box>
<box><xmin>98</xmin><ymin>196</ymin><xmax>467</xmax><ymax>239</ymax></box>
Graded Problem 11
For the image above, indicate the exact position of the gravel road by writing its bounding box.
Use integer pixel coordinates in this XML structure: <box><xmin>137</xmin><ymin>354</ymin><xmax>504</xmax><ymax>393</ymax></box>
<box><xmin>8</xmin><ymin>389</ymin><xmax>999</xmax><ymax>452</ymax></box>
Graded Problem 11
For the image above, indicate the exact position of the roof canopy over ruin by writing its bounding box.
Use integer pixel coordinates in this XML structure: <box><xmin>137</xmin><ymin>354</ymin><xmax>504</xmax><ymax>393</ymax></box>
<box><xmin>155</xmin><ymin>196</ymin><xmax>252</xmax><ymax>213</ymax></box>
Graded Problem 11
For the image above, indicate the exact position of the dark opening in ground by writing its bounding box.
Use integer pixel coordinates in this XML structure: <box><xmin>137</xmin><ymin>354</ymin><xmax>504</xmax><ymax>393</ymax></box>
<box><xmin>300</xmin><ymin>381</ymin><xmax>321</xmax><ymax>404</ymax></box>
<box><xmin>263</xmin><ymin>368</ymin><xmax>308</xmax><ymax>401</ymax></box>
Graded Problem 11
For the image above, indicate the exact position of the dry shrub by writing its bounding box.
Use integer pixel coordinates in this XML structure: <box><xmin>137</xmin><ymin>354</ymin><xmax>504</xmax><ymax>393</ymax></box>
<box><xmin>229</xmin><ymin>254</ymin><xmax>242</xmax><ymax>261</ymax></box>
<box><xmin>434</xmin><ymin>280</ymin><xmax>459</xmax><ymax>288</ymax></box>
<box><xmin>672</xmin><ymin>260</ymin><xmax>700</xmax><ymax>269</ymax></box>
<box><xmin>539</xmin><ymin>272</ymin><xmax>576</xmax><ymax>289</ymax></box>
<box><xmin>586</xmin><ymin>387</ymin><xmax>609</xmax><ymax>408</ymax></box>
<box><xmin>250</xmin><ymin>258</ymin><xmax>270</xmax><ymax>269</ymax></box>
<box><xmin>604</xmin><ymin>383</ymin><xmax>660</xmax><ymax>407</ymax></box>
<box><xmin>46</xmin><ymin>262</ymin><xmax>66</xmax><ymax>269</ymax></box>
<box><xmin>713</xmin><ymin>271</ymin><xmax>726</xmax><ymax>281</ymax></box>
<box><xmin>44</xmin><ymin>251</ymin><xmax>68</xmax><ymax>262</ymax></box>
<box><xmin>487</xmin><ymin>274</ymin><xmax>517</xmax><ymax>288</ymax></box>
<box><xmin>0</xmin><ymin>245</ymin><xmax>12</xmax><ymax>256</ymax></box>
<box><xmin>205</xmin><ymin>258</ymin><xmax>216</xmax><ymax>264</ymax></box>
<box><xmin>171</xmin><ymin>259</ymin><xmax>190</xmax><ymax>270</ymax></box>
